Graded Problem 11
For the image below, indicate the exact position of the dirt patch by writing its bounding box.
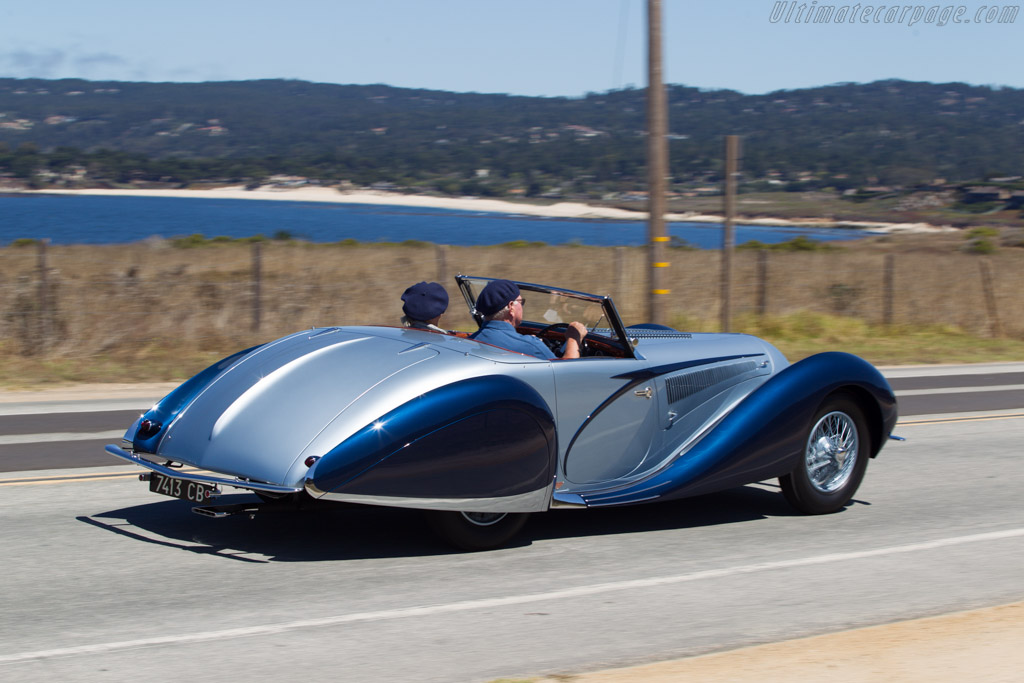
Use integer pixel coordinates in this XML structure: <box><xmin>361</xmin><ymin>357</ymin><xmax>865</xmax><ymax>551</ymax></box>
<box><xmin>537</xmin><ymin>601</ymin><xmax>1023</xmax><ymax>682</ymax></box>
<box><xmin>0</xmin><ymin>382</ymin><xmax>178</xmax><ymax>403</ymax></box>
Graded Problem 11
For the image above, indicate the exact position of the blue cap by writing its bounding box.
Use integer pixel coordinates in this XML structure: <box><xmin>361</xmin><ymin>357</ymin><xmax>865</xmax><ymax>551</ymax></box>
<box><xmin>401</xmin><ymin>282</ymin><xmax>448</xmax><ymax>321</ymax></box>
<box><xmin>475</xmin><ymin>279</ymin><xmax>519</xmax><ymax>317</ymax></box>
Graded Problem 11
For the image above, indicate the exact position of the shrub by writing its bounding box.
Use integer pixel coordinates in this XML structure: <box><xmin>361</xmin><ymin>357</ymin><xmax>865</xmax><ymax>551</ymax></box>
<box><xmin>968</xmin><ymin>238</ymin><xmax>996</xmax><ymax>254</ymax></box>
<box><xmin>965</xmin><ymin>227</ymin><xmax>999</xmax><ymax>253</ymax></box>
<box><xmin>669</xmin><ymin>236</ymin><xmax>697</xmax><ymax>250</ymax></box>
<box><xmin>499</xmin><ymin>240</ymin><xmax>547</xmax><ymax>248</ymax></box>
<box><xmin>171</xmin><ymin>233</ymin><xmax>209</xmax><ymax>248</ymax></box>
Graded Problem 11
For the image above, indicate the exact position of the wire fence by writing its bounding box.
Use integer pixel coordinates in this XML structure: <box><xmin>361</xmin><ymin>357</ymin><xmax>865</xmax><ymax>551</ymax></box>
<box><xmin>1</xmin><ymin>240</ymin><xmax>1022</xmax><ymax>360</ymax></box>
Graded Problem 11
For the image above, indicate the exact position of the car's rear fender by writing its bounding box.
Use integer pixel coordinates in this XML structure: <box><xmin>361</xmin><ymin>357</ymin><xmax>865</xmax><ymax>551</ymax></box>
<box><xmin>306</xmin><ymin>375</ymin><xmax>558</xmax><ymax>513</ymax></box>
<box><xmin>130</xmin><ymin>343</ymin><xmax>263</xmax><ymax>454</ymax></box>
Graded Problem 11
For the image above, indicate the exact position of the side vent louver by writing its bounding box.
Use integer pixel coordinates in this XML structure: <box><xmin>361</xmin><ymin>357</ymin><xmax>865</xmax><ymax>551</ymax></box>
<box><xmin>665</xmin><ymin>361</ymin><xmax>758</xmax><ymax>405</ymax></box>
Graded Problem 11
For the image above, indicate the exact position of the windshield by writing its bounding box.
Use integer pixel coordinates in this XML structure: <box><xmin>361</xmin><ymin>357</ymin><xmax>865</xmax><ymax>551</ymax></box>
<box><xmin>527</xmin><ymin>289</ymin><xmax>610</xmax><ymax>331</ymax></box>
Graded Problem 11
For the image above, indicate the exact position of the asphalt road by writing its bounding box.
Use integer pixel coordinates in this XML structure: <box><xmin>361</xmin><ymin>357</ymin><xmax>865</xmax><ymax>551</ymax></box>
<box><xmin>1</xmin><ymin>364</ymin><xmax>1022</xmax><ymax>681</ymax></box>
<box><xmin>2</xmin><ymin>363</ymin><xmax>1022</xmax><ymax>474</ymax></box>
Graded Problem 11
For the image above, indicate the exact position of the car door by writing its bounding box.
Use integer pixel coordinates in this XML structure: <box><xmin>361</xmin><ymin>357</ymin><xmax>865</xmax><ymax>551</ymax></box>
<box><xmin>557</xmin><ymin>354</ymin><xmax>776</xmax><ymax>487</ymax></box>
<box><xmin>554</xmin><ymin>359</ymin><xmax>663</xmax><ymax>485</ymax></box>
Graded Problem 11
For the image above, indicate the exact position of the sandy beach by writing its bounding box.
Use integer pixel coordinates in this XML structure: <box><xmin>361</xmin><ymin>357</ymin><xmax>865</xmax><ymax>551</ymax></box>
<box><xmin>24</xmin><ymin>186</ymin><xmax>954</xmax><ymax>234</ymax></box>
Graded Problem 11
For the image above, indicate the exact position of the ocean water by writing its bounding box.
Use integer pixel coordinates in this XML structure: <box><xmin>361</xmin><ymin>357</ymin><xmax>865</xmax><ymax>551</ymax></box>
<box><xmin>0</xmin><ymin>194</ymin><xmax>874</xmax><ymax>248</ymax></box>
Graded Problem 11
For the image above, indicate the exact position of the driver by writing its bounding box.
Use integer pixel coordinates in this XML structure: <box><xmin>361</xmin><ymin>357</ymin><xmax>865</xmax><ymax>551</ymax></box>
<box><xmin>470</xmin><ymin>279</ymin><xmax>586</xmax><ymax>359</ymax></box>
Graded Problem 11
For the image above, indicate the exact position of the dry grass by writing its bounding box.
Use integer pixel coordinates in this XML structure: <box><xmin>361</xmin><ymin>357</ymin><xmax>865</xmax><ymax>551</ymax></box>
<box><xmin>2</xmin><ymin>235</ymin><xmax>1024</xmax><ymax>386</ymax></box>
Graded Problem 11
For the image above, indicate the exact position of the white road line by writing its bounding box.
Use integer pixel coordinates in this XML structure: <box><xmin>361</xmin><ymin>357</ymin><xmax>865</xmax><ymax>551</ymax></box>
<box><xmin>895</xmin><ymin>384</ymin><xmax>1024</xmax><ymax>397</ymax></box>
<box><xmin>0</xmin><ymin>430</ymin><xmax>124</xmax><ymax>446</ymax></box>
<box><xmin>2</xmin><ymin>527</ymin><xmax>1022</xmax><ymax>666</ymax></box>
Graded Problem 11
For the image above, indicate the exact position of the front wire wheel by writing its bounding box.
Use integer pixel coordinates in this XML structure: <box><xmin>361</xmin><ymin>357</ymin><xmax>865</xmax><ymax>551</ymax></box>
<box><xmin>780</xmin><ymin>394</ymin><xmax>871</xmax><ymax>514</ymax></box>
<box><xmin>425</xmin><ymin>510</ymin><xmax>529</xmax><ymax>551</ymax></box>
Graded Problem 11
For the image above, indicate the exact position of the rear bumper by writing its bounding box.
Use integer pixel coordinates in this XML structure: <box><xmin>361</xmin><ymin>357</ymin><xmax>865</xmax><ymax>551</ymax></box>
<box><xmin>104</xmin><ymin>444</ymin><xmax>302</xmax><ymax>495</ymax></box>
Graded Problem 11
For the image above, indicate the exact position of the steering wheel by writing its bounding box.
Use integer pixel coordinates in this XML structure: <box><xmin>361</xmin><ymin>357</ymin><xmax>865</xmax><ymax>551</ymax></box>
<box><xmin>535</xmin><ymin>322</ymin><xmax>588</xmax><ymax>357</ymax></box>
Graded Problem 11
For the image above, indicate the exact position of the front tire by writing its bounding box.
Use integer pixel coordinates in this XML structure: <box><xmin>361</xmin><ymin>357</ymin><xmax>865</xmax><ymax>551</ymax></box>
<box><xmin>426</xmin><ymin>511</ymin><xmax>529</xmax><ymax>551</ymax></box>
<box><xmin>780</xmin><ymin>394</ymin><xmax>870</xmax><ymax>514</ymax></box>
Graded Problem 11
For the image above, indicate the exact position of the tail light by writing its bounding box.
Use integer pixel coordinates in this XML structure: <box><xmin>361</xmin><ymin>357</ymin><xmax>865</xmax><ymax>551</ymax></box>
<box><xmin>137</xmin><ymin>419</ymin><xmax>163</xmax><ymax>439</ymax></box>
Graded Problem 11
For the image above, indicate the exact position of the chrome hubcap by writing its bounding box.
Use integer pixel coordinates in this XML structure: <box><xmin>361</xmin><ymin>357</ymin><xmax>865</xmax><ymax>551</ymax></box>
<box><xmin>805</xmin><ymin>411</ymin><xmax>858</xmax><ymax>493</ymax></box>
<box><xmin>460</xmin><ymin>512</ymin><xmax>507</xmax><ymax>527</ymax></box>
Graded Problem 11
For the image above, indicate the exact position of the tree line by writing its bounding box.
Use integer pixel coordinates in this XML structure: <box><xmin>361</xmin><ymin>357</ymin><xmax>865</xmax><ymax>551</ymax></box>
<box><xmin>2</xmin><ymin>77</ymin><xmax>1023</xmax><ymax>193</ymax></box>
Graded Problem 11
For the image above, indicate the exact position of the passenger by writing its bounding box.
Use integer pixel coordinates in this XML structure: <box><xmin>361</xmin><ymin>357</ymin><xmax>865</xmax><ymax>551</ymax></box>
<box><xmin>470</xmin><ymin>279</ymin><xmax>586</xmax><ymax>359</ymax></box>
<box><xmin>400</xmin><ymin>281</ymin><xmax>449</xmax><ymax>333</ymax></box>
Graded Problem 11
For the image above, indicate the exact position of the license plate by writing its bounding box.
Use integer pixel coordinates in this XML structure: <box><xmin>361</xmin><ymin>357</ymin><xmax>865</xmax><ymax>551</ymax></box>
<box><xmin>149</xmin><ymin>472</ymin><xmax>217</xmax><ymax>503</ymax></box>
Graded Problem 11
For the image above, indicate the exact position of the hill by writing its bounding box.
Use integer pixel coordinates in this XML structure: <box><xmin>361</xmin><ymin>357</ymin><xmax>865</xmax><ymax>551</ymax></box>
<box><xmin>1</xmin><ymin>77</ymin><xmax>1023</xmax><ymax>195</ymax></box>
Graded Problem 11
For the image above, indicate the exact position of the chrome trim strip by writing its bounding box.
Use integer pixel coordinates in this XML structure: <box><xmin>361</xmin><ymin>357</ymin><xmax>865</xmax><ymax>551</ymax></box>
<box><xmin>104</xmin><ymin>444</ymin><xmax>302</xmax><ymax>494</ymax></box>
<box><xmin>305</xmin><ymin>478</ymin><xmax>554</xmax><ymax>513</ymax></box>
<box><xmin>551</xmin><ymin>492</ymin><xmax>588</xmax><ymax>509</ymax></box>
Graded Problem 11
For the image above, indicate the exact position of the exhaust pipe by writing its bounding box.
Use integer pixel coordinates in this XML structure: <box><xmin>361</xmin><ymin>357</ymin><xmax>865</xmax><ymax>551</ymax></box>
<box><xmin>192</xmin><ymin>502</ymin><xmax>261</xmax><ymax>518</ymax></box>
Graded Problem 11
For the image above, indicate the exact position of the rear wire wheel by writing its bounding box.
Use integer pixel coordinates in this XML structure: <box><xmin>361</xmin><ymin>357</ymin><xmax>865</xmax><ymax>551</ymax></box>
<box><xmin>780</xmin><ymin>394</ymin><xmax>870</xmax><ymax>514</ymax></box>
<box><xmin>426</xmin><ymin>511</ymin><xmax>529</xmax><ymax>551</ymax></box>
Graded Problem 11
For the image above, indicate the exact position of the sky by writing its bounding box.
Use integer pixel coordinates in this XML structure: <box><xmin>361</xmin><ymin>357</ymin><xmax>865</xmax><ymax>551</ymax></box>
<box><xmin>0</xmin><ymin>0</ymin><xmax>1021</xmax><ymax>96</ymax></box>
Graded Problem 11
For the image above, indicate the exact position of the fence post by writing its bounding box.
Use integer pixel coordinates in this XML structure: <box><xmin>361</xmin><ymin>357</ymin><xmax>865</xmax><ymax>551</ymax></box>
<box><xmin>979</xmin><ymin>259</ymin><xmax>1003</xmax><ymax>338</ymax></box>
<box><xmin>756</xmin><ymin>249</ymin><xmax>768</xmax><ymax>317</ymax></box>
<box><xmin>882</xmin><ymin>254</ymin><xmax>894</xmax><ymax>327</ymax></box>
<box><xmin>251</xmin><ymin>242</ymin><xmax>261</xmax><ymax>333</ymax></box>
<box><xmin>720</xmin><ymin>135</ymin><xmax>740</xmax><ymax>332</ymax></box>
<box><xmin>36</xmin><ymin>238</ymin><xmax>51</xmax><ymax>347</ymax></box>
<box><xmin>436</xmin><ymin>244</ymin><xmax>448</xmax><ymax>285</ymax></box>
<box><xmin>614</xmin><ymin>246</ymin><xmax>626</xmax><ymax>307</ymax></box>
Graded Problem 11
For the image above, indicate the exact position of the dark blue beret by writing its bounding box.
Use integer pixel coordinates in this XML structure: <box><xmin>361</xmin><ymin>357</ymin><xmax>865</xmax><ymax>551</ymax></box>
<box><xmin>475</xmin><ymin>279</ymin><xmax>520</xmax><ymax>317</ymax></box>
<box><xmin>401</xmin><ymin>281</ymin><xmax>448</xmax><ymax>321</ymax></box>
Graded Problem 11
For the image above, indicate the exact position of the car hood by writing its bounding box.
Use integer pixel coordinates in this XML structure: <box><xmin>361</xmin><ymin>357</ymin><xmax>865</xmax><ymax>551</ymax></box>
<box><xmin>154</xmin><ymin>327</ymin><xmax>461</xmax><ymax>487</ymax></box>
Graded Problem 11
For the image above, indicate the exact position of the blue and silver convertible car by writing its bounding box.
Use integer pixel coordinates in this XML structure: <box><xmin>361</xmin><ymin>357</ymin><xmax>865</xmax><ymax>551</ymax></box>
<box><xmin>106</xmin><ymin>275</ymin><xmax>898</xmax><ymax>550</ymax></box>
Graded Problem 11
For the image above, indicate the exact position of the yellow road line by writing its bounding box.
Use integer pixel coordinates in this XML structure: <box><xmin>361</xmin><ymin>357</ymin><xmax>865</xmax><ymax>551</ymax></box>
<box><xmin>0</xmin><ymin>468</ymin><xmax>200</xmax><ymax>487</ymax></box>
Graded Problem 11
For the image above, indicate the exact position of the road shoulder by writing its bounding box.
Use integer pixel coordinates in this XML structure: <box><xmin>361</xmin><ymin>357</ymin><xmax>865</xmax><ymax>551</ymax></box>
<box><xmin>536</xmin><ymin>601</ymin><xmax>1023</xmax><ymax>682</ymax></box>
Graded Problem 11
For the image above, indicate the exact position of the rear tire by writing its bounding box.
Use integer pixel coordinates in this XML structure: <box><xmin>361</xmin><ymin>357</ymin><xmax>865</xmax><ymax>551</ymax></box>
<box><xmin>426</xmin><ymin>511</ymin><xmax>529</xmax><ymax>551</ymax></box>
<box><xmin>780</xmin><ymin>394</ymin><xmax>870</xmax><ymax>514</ymax></box>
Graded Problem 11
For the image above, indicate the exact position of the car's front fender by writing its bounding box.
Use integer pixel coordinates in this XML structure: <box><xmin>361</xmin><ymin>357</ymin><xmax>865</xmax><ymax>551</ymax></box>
<box><xmin>578</xmin><ymin>352</ymin><xmax>897</xmax><ymax>506</ymax></box>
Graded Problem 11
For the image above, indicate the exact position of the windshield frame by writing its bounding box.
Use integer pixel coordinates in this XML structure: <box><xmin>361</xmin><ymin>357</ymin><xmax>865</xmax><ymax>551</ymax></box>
<box><xmin>455</xmin><ymin>275</ymin><xmax>636</xmax><ymax>359</ymax></box>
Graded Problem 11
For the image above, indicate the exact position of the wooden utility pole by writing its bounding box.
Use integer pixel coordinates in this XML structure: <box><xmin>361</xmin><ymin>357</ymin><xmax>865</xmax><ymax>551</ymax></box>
<box><xmin>646</xmin><ymin>0</ymin><xmax>669</xmax><ymax>325</ymax></box>
<box><xmin>720</xmin><ymin>135</ymin><xmax>740</xmax><ymax>332</ymax></box>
